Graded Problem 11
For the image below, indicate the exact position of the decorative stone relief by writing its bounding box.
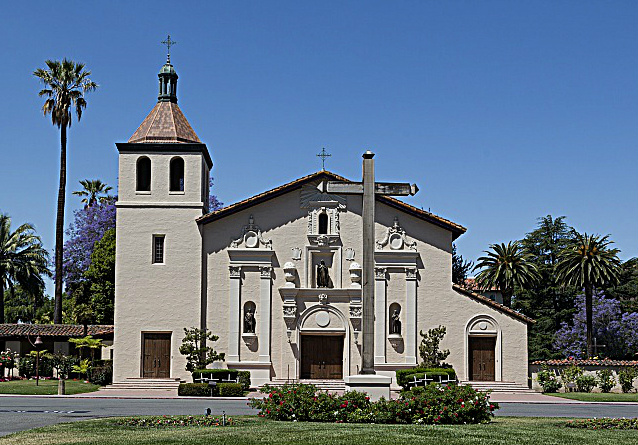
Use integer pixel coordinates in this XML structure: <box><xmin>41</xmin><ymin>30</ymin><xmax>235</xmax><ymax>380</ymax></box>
<box><xmin>283</xmin><ymin>262</ymin><xmax>297</xmax><ymax>288</ymax></box>
<box><xmin>374</xmin><ymin>267</ymin><xmax>387</xmax><ymax>280</ymax></box>
<box><xmin>349</xmin><ymin>262</ymin><xmax>362</xmax><ymax>288</ymax></box>
<box><xmin>307</xmin><ymin>207</ymin><xmax>341</xmax><ymax>246</ymax></box>
<box><xmin>229</xmin><ymin>265</ymin><xmax>241</xmax><ymax>278</ymax></box>
<box><xmin>318</xmin><ymin>293</ymin><xmax>328</xmax><ymax>305</ymax></box>
<box><xmin>230</xmin><ymin>215</ymin><xmax>272</xmax><ymax>249</ymax></box>
<box><xmin>260</xmin><ymin>266</ymin><xmax>272</xmax><ymax>278</ymax></box>
<box><xmin>315</xmin><ymin>311</ymin><xmax>330</xmax><ymax>328</ymax></box>
<box><xmin>349</xmin><ymin>306</ymin><xmax>362</xmax><ymax>318</ymax></box>
<box><xmin>283</xmin><ymin>306</ymin><xmax>297</xmax><ymax>318</ymax></box>
<box><xmin>291</xmin><ymin>247</ymin><xmax>302</xmax><ymax>261</ymax></box>
<box><xmin>376</xmin><ymin>217</ymin><xmax>416</xmax><ymax>251</ymax></box>
<box><xmin>405</xmin><ymin>267</ymin><xmax>417</xmax><ymax>280</ymax></box>
<box><xmin>344</xmin><ymin>248</ymin><xmax>355</xmax><ymax>261</ymax></box>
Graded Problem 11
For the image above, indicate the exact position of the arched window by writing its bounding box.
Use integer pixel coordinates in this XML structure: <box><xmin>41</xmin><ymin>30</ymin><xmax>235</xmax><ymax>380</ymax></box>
<box><xmin>136</xmin><ymin>157</ymin><xmax>151</xmax><ymax>192</ymax></box>
<box><xmin>170</xmin><ymin>157</ymin><xmax>184</xmax><ymax>192</ymax></box>
<box><xmin>318</xmin><ymin>212</ymin><xmax>329</xmax><ymax>234</ymax></box>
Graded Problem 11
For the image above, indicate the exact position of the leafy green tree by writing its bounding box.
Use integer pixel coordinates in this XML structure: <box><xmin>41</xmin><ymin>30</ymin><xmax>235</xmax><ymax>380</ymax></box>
<box><xmin>0</xmin><ymin>214</ymin><xmax>50</xmax><ymax>325</ymax></box>
<box><xmin>34</xmin><ymin>59</ymin><xmax>98</xmax><ymax>323</ymax></box>
<box><xmin>3</xmin><ymin>286</ymin><xmax>53</xmax><ymax>324</ymax></box>
<box><xmin>179</xmin><ymin>327</ymin><xmax>225</xmax><ymax>373</ymax></box>
<box><xmin>85</xmin><ymin>228</ymin><xmax>115</xmax><ymax>324</ymax></box>
<box><xmin>473</xmin><ymin>241</ymin><xmax>540</xmax><ymax>307</ymax></box>
<box><xmin>452</xmin><ymin>244</ymin><xmax>473</xmax><ymax>285</ymax></box>
<box><xmin>418</xmin><ymin>325</ymin><xmax>450</xmax><ymax>368</ymax></box>
<box><xmin>556</xmin><ymin>232</ymin><xmax>622</xmax><ymax>358</ymax></box>
<box><xmin>515</xmin><ymin>215</ymin><xmax>579</xmax><ymax>360</ymax></box>
<box><xmin>73</xmin><ymin>179</ymin><xmax>113</xmax><ymax>208</ymax></box>
<box><xmin>605</xmin><ymin>258</ymin><xmax>638</xmax><ymax>313</ymax></box>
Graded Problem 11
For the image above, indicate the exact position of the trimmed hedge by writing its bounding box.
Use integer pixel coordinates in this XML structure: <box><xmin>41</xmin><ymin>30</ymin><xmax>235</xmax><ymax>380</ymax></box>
<box><xmin>395</xmin><ymin>367</ymin><xmax>456</xmax><ymax>390</ymax></box>
<box><xmin>178</xmin><ymin>382</ymin><xmax>244</xmax><ymax>397</ymax></box>
<box><xmin>218</xmin><ymin>383</ymin><xmax>244</xmax><ymax>397</ymax></box>
<box><xmin>238</xmin><ymin>371</ymin><xmax>251</xmax><ymax>390</ymax></box>
<box><xmin>179</xmin><ymin>383</ymin><xmax>210</xmax><ymax>397</ymax></box>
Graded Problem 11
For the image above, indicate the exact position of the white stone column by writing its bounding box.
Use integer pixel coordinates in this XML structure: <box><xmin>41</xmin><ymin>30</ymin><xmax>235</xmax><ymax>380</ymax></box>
<box><xmin>228</xmin><ymin>266</ymin><xmax>241</xmax><ymax>362</ymax></box>
<box><xmin>374</xmin><ymin>267</ymin><xmax>387</xmax><ymax>365</ymax></box>
<box><xmin>259</xmin><ymin>266</ymin><xmax>272</xmax><ymax>363</ymax></box>
<box><xmin>405</xmin><ymin>267</ymin><xmax>418</xmax><ymax>365</ymax></box>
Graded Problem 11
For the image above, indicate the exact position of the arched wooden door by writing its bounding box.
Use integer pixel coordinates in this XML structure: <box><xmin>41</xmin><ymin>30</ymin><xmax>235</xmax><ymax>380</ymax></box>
<box><xmin>469</xmin><ymin>336</ymin><xmax>496</xmax><ymax>381</ymax></box>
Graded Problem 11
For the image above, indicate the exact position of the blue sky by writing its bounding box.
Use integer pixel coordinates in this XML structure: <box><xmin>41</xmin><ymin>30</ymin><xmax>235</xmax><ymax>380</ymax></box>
<box><xmin>1</xmin><ymin>1</ymin><xmax>637</xmax><ymax>293</ymax></box>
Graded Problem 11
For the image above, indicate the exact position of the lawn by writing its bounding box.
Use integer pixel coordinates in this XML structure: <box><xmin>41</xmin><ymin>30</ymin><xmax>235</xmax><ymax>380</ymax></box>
<box><xmin>547</xmin><ymin>392</ymin><xmax>638</xmax><ymax>403</ymax></box>
<box><xmin>1</xmin><ymin>417</ymin><xmax>636</xmax><ymax>445</ymax></box>
<box><xmin>0</xmin><ymin>379</ymin><xmax>99</xmax><ymax>395</ymax></box>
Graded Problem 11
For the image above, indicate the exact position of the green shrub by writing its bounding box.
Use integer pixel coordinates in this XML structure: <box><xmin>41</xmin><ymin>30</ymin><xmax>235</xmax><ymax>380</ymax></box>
<box><xmin>395</xmin><ymin>367</ymin><xmax>456</xmax><ymax>390</ymax></box>
<box><xmin>566</xmin><ymin>418</ymin><xmax>638</xmax><ymax>430</ymax></box>
<box><xmin>192</xmin><ymin>368</ymin><xmax>239</xmax><ymax>383</ymax></box>
<box><xmin>89</xmin><ymin>360</ymin><xmax>113</xmax><ymax>386</ymax></box>
<box><xmin>237</xmin><ymin>371</ymin><xmax>251</xmax><ymax>391</ymax></box>
<box><xmin>178</xmin><ymin>383</ymin><xmax>210</xmax><ymax>397</ymax></box>
<box><xmin>618</xmin><ymin>368</ymin><xmax>637</xmax><ymax>393</ymax></box>
<box><xmin>575</xmin><ymin>374</ymin><xmax>596</xmax><ymax>393</ymax></box>
<box><xmin>218</xmin><ymin>383</ymin><xmax>244</xmax><ymax>397</ymax></box>
<box><xmin>596</xmin><ymin>369</ymin><xmax>615</xmax><ymax>393</ymax></box>
<box><xmin>248</xmin><ymin>383</ymin><xmax>497</xmax><ymax>425</ymax></box>
<box><xmin>536</xmin><ymin>366</ymin><xmax>562</xmax><ymax>393</ymax></box>
<box><xmin>561</xmin><ymin>365</ymin><xmax>583</xmax><ymax>385</ymax></box>
<box><xmin>18</xmin><ymin>355</ymin><xmax>53</xmax><ymax>378</ymax></box>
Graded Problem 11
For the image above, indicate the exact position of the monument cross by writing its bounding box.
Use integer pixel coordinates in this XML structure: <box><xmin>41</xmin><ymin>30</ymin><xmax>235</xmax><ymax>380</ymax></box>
<box><xmin>317</xmin><ymin>151</ymin><xmax>417</xmax><ymax>374</ymax></box>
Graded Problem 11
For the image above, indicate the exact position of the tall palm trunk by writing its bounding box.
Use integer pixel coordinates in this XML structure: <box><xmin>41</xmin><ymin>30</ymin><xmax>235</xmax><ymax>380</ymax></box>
<box><xmin>54</xmin><ymin>125</ymin><xmax>67</xmax><ymax>324</ymax></box>
<box><xmin>585</xmin><ymin>283</ymin><xmax>594</xmax><ymax>358</ymax></box>
<box><xmin>0</xmin><ymin>268</ymin><xmax>5</xmax><ymax>324</ymax></box>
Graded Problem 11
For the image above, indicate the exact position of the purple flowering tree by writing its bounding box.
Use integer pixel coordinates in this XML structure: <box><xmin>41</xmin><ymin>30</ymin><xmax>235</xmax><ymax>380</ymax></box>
<box><xmin>555</xmin><ymin>292</ymin><xmax>638</xmax><ymax>359</ymax></box>
<box><xmin>209</xmin><ymin>177</ymin><xmax>223</xmax><ymax>212</ymax></box>
<box><xmin>62</xmin><ymin>201</ymin><xmax>116</xmax><ymax>287</ymax></box>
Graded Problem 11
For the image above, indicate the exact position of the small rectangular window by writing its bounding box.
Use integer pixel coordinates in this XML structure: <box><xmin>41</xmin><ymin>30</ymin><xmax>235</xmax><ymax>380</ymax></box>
<box><xmin>153</xmin><ymin>235</ymin><xmax>165</xmax><ymax>264</ymax></box>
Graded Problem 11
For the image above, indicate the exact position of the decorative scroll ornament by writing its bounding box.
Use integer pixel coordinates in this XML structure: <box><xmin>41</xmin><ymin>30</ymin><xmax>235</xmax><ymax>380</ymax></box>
<box><xmin>229</xmin><ymin>265</ymin><xmax>241</xmax><ymax>278</ymax></box>
<box><xmin>260</xmin><ymin>265</ymin><xmax>272</xmax><ymax>278</ymax></box>
<box><xmin>375</xmin><ymin>217</ymin><xmax>416</xmax><ymax>251</ymax></box>
<box><xmin>283</xmin><ymin>306</ymin><xmax>297</xmax><ymax>318</ymax></box>
<box><xmin>405</xmin><ymin>267</ymin><xmax>417</xmax><ymax>280</ymax></box>
<box><xmin>374</xmin><ymin>267</ymin><xmax>387</xmax><ymax>280</ymax></box>
<box><xmin>318</xmin><ymin>293</ymin><xmax>328</xmax><ymax>305</ymax></box>
<box><xmin>230</xmin><ymin>215</ymin><xmax>272</xmax><ymax>249</ymax></box>
<box><xmin>349</xmin><ymin>306</ymin><xmax>362</xmax><ymax>318</ymax></box>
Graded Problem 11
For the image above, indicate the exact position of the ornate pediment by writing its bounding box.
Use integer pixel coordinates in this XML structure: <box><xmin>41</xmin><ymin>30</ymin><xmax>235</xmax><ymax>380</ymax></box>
<box><xmin>230</xmin><ymin>215</ymin><xmax>272</xmax><ymax>249</ymax></box>
<box><xmin>376</xmin><ymin>217</ymin><xmax>416</xmax><ymax>251</ymax></box>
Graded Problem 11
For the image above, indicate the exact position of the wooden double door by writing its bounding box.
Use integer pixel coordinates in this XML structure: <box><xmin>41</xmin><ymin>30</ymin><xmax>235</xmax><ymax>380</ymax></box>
<box><xmin>142</xmin><ymin>333</ymin><xmax>171</xmax><ymax>378</ymax></box>
<box><xmin>300</xmin><ymin>335</ymin><xmax>343</xmax><ymax>379</ymax></box>
<box><xmin>469</xmin><ymin>336</ymin><xmax>496</xmax><ymax>381</ymax></box>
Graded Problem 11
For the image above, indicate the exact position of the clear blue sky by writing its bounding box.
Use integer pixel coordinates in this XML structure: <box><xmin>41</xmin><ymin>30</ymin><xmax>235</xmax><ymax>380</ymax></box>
<box><xmin>1</xmin><ymin>1</ymin><xmax>637</xmax><ymax>294</ymax></box>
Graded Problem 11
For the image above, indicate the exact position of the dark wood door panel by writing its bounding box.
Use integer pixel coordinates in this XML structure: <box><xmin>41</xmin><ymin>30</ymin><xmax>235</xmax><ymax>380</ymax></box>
<box><xmin>142</xmin><ymin>333</ymin><xmax>171</xmax><ymax>378</ymax></box>
<box><xmin>300</xmin><ymin>335</ymin><xmax>343</xmax><ymax>379</ymax></box>
<box><xmin>469</xmin><ymin>337</ymin><xmax>496</xmax><ymax>381</ymax></box>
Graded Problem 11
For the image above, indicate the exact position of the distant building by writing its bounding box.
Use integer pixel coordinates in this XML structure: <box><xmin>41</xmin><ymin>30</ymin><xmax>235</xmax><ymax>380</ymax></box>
<box><xmin>464</xmin><ymin>278</ymin><xmax>504</xmax><ymax>305</ymax></box>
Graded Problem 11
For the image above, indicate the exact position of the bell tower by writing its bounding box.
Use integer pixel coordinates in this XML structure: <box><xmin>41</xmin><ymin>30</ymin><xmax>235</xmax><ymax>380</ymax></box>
<box><xmin>113</xmin><ymin>43</ymin><xmax>213</xmax><ymax>383</ymax></box>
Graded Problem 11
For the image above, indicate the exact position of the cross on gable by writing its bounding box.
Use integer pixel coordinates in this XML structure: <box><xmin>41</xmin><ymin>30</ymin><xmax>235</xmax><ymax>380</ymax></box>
<box><xmin>161</xmin><ymin>34</ymin><xmax>177</xmax><ymax>60</ymax></box>
<box><xmin>317</xmin><ymin>147</ymin><xmax>331</xmax><ymax>171</ymax></box>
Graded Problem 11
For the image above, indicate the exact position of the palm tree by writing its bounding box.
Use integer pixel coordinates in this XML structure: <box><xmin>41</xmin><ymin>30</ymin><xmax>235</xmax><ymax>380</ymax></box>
<box><xmin>34</xmin><ymin>59</ymin><xmax>98</xmax><ymax>324</ymax></box>
<box><xmin>0</xmin><ymin>214</ymin><xmax>50</xmax><ymax>325</ymax></box>
<box><xmin>473</xmin><ymin>241</ymin><xmax>540</xmax><ymax>307</ymax></box>
<box><xmin>73</xmin><ymin>179</ymin><xmax>113</xmax><ymax>207</ymax></box>
<box><xmin>556</xmin><ymin>232</ymin><xmax>621</xmax><ymax>358</ymax></box>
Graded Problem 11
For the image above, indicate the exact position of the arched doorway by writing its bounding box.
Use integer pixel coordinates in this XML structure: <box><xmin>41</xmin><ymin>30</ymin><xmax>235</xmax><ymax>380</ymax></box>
<box><xmin>465</xmin><ymin>316</ymin><xmax>501</xmax><ymax>382</ymax></box>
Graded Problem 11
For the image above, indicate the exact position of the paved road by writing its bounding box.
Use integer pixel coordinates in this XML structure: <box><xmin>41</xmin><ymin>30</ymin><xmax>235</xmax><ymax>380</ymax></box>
<box><xmin>0</xmin><ymin>397</ymin><xmax>637</xmax><ymax>437</ymax></box>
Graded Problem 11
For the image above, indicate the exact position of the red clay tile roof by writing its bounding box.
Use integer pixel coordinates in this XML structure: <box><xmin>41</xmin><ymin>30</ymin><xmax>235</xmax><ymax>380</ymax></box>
<box><xmin>129</xmin><ymin>101</ymin><xmax>201</xmax><ymax>144</ymax></box>
<box><xmin>197</xmin><ymin>170</ymin><xmax>467</xmax><ymax>239</ymax></box>
<box><xmin>531</xmin><ymin>359</ymin><xmax>638</xmax><ymax>366</ymax></box>
<box><xmin>452</xmin><ymin>284</ymin><xmax>535</xmax><ymax>324</ymax></box>
<box><xmin>464</xmin><ymin>278</ymin><xmax>500</xmax><ymax>292</ymax></box>
<box><xmin>0</xmin><ymin>324</ymin><xmax>114</xmax><ymax>338</ymax></box>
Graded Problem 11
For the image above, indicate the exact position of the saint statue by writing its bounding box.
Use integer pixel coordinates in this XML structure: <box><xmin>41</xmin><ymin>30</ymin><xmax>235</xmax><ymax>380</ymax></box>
<box><xmin>391</xmin><ymin>309</ymin><xmax>401</xmax><ymax>335</ymax></box>
<box><xmin>244</xmin><ymin>308</ymin><xmax>256</xmax><ymax>333</ymax></box>
<box><xmin>316</xmin><ymin>260</ymin><xmax>333</xmax><ymax>288</ymax></box>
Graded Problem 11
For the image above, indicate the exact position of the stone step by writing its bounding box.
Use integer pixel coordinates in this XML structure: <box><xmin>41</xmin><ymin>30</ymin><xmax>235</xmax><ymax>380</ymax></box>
<box><xmin>459</xmin><ymin>381</ymin><xmax>536</xmax><ymax>393</ymax></box>
<box><xmin>101</xmin><ymin>377</ymin><xmax>183</xmax><ymax>391</ymax></box>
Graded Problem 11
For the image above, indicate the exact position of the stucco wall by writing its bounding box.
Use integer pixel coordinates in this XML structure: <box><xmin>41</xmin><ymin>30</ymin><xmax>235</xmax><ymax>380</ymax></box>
<box><xmin>201</xmin><ymin>184</ymin><xmax>529</xmax><ymax>386</ymax></box>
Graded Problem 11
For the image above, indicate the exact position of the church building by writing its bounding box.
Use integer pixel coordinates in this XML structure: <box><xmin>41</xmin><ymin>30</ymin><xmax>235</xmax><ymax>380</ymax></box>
<box><xmin>112</xmin><ymin>56</ymin><xmax>533</xmax><ymax>388</ymax></box>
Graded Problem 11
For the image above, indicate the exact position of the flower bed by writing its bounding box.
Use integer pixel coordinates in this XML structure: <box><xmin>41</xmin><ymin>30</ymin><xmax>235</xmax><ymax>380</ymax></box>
<box><xmin>566</xmin><ymin>418</ymin><xmax>638</xmax><ymax>430</ymax></box>
<box><xmin>114</xmin><ymin>415</ymin><xmax>234</xmax><ymax>428</ymax></box>
<box><xmin>248</xmin><ymin>383</ymin><xmax>497</xmax><ymax>424</ymax></box>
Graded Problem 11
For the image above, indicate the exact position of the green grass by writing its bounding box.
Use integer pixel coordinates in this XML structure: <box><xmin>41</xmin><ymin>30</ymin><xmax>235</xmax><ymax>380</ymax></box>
<box><xmin>1</xmin><ymin>417</ymin><xmax>637</xmax><ymax>445</ymax></box>
<box><xmin>0</xmin><ymin>379</ymin><xmax>100</xmax><ymax>395</ymax></box>
<box><xmin>547</xmin><ymin>392</ymin><xmax>638</xmax><ymax>402</ymax></box>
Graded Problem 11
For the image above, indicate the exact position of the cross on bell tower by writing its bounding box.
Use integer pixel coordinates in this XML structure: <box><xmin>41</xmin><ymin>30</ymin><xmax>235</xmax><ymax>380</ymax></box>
<box><xmin>158</xmin><ymin>35</ymin><xmax>178</xmax><ymax>103</ymax></box>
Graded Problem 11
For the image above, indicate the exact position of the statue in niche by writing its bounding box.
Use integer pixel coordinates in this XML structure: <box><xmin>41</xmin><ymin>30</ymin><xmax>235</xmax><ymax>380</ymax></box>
<box><xmin>244</xmin><ymin>307</ymin><xmax>256</xmax><ymax>334</ymax></box>
<box><xmin>316</xmin><ymin>260</ymin><xmax>334</xmax><ymax>288</ymax></box>
<box><xmin>390</xmin><ymin>309</ymin><xmax>401</xmax><ymax>335</ymax></box>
